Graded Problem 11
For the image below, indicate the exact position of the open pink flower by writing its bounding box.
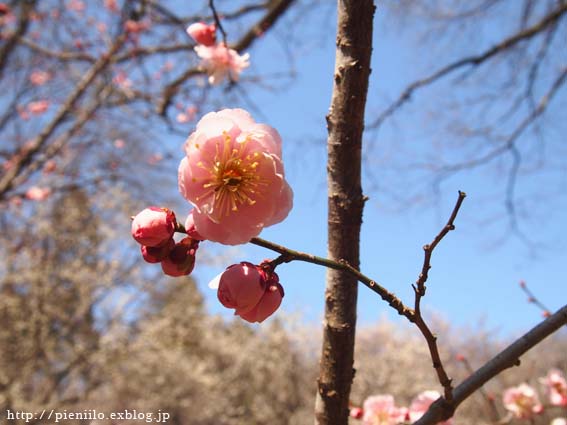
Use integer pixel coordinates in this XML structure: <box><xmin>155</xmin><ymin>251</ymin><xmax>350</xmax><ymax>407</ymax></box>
<box><xmin>194</xmin><ymin>43</ymin><xmax>249</xmax><ymax>85</ymax></box>
<box><xmin>541</xmin><ymin>369</ymin><xmax>567</xmax><ymax>407</ymax></box>
<box><xmin>503</xmin><ymin>383</ymin><xmax>544</xmax><ymax>419</ymax></box>
<box><xmin>178</xmin><ymin>109</ymin><xmax>293</xmax><ymax>245</ymax></box>
<box><xmin>131</xmin><ymin>207</ymin><xmax>176</xmax><ymax>247</ymax></box>
<box><xmin>409</xmin><ymin>391</ymin><xmax>451</xmax><ymax>424</ymax></box>
<box><xmin>362</xmin><ymin>395</ymin><xmax>404</xmax><ymax>425</ymax></box>
<box><xmin>186</xmin><ymin>22</ymin><xmax>216</xmax><ymax>46</ymax></box>
<box><xmin>211</xmin><ymin>261</ymin><xmax>284</xmax><ymax>323</ymax></box>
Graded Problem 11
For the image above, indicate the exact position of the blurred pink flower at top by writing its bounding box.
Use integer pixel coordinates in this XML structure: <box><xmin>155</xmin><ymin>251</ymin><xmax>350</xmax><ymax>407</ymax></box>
<box><xmin>25</xmin><ymin>186</ymin><xmax>51</xmax><ymax>201</ymax></box>
<box><xmin>541</xmin><ymin>369</ymin><xmax>567</xmax><ymax>407</ymax></box>
<box><xmin>29</xmin><ymin>70</ymin><xmax>51</xmax><ymax>86</ymax></box>
<box><xmin>178</xmin><ymin>108</ymin><xmax>293</xmax><ymax>245</ymax></box>
<box><xmin>362</xmin><ymin>395</ymin><xmax>405</xmax><ymax>425</ymax></box>
<box><xmin>409</xmin><ymin>391</ymin><xmax>451</xmax><ymax>425</ymax></box>
<box><xmin>186</xmin><ymin>22</ymin><xmax>216</xmax><ymax>46</ymax></box>
<box><xmin>503</xmin><ymin>383</ymin><xmax>544</xmax><ymax>419</ymax></box>
<box><xmin>27</xmin><ymin>100</ymin><xmax>50</xmax><ymax>115</ymax></box>
<box><xmin>194</xmin><ymin>43</ymin><xmax>250</xmax><ymax>85</ymax></box>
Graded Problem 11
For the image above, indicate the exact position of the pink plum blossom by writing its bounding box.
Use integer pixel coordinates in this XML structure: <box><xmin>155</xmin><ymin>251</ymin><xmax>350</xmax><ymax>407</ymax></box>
<box><xmin>29</xmin><ymin>70</ymin><xmax>51</xmax><ymax>86</ymax></box>
<box><xmin>27</xmin><ymin>100</ymin><xmax>50</xmax><ymax>115</ymax></box>
<box><xmin>131</xmin><ymin>207</ymin><xmax>176</xmax><ymax>247</ymax></box>
<box><xmin>541</xmin><ymin>369</ymin><xmax>567</xmax><ymax>407</ymax></box>
<box><xmin>362</xmin><ymin>395</ymin><xmax>405</xmax><ymax>425</ymax></box>
<box><xmin>178</xmin><ymin>109</ymin><xmax>293</xmax><ymax>245</ymax></box>
<box><xmin>186</xmin><ymin>22</ymin><xmax>216</xmax><ymax>46</ymax></box>
<box><xmin>25</xmin><ymin>186</ymin><xmax>51</xmax><ymax>201</ymax></box>
<box><xmin>503</xmin><ymin>383</ymin><xmax>544</xmax><ymax>419</ymax></box>
<box><xmin>409</xmin><ymin>391</ymin><xmax>451</xmax><ymax>424</ymax></box>
<box><xmin>161</xmin><ymin>237</ymin><xmax>199</xmax><ymax>277</ymax></box>
<box><xmin>194</xmin><ymin>43</ymin><xmax>250</xmax><ymax>85</ymax></box>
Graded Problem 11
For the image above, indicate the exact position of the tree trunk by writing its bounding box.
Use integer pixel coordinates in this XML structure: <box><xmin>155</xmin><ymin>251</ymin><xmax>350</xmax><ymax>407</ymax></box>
<box><xmin>314</xmin><ymin>1</ymin><xmax>374</xmax><ymax>425</ymax></box>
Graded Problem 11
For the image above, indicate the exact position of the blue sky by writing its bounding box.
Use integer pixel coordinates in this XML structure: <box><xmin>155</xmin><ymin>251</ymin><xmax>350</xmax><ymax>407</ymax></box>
<box><xmin>177</xmin><ymin>3</ymin><xmax>567</xmax><ymax>337</ymax></box>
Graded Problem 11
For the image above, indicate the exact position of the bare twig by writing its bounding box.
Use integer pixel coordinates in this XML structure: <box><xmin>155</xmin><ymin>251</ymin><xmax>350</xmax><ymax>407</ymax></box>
<box><xmin>412</xmin><ymin>191</ymin><xmax>466</xmax><ymax>401</ymax></box>
<box><xmin>519</xmin><ymin>280</ymin><xmax>552</xmax><ymax>317</ymax></box>
<box><xmin>414</xmin><ymin>304</ymin><xmax>567</xmax><ymax>425</ymax></box>
<box><xmin>369</xmin><ymin>2</ymin><xmax>567</xmax><ymax>130</ymax></box>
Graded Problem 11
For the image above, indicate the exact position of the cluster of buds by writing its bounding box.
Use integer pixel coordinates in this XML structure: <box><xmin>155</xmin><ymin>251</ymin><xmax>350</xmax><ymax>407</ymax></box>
<box><xmin>131</xmin><ymin>207</ymin><xmax>200</xmax><ymax>277</ymax></box>
<box><xmin>210</xmin><ymin>261</ymin><xmax>284</xmax><ymax>323</ymax></box>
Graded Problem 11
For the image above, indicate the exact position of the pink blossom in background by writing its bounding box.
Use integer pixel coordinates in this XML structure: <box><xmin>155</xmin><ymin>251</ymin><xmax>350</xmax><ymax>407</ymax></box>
<box><xmin>147</xmin><ymin>153</ymin><xmax>163</xmax><ymax>165</ymax></box>
<box><xmin>551</xmin><ymin>418</ymin><xmax>567</xmax><ymax>425</ymax></box>
<box><xmin>124</xmin><ymin>19</ymin><xmax>150</xmax><ymax>34</ymax></box>
<box><xmin>362</xmin><ymin>395</ymin><xmax>405</xmax><ymax>425</ymax></box>
<box><xmin>409</xmin><ymin>391</ymin><xmax>451</xmax><ymax>424</ymax></box>
<box><xmin>113</xmin><ymin>139</ymin><xmax>125</xmax><ymax>149</ymax></box>
<box><xmin>42</xmin><ymin>160</ymin><xmax>57</xmax><ymax>174</ymax></box>
<box><xmin>503</xmin><ymin>383</ymin><xmax>544</xmax><ymax>419</ymax></box>
<box><xmin>161</xmin><ymin>237</ymin><xmax>199</xmax><ymax>277</ymax></box>
<box><xmin>67</xmin><ymin>0</ymin><xmax>85</xmax><ymax>12</ymax></box>
<box><xmin>25</xmin><ymin>186</ymin><xmax>51</xmax><ymax>201</ymax></box>
<box><xmin>349</xmin><ymin>407</ymin><xmax>363</xmax><ymax>420</ymax></box>
<box><xmin>178</xmin><ymin>108</ymin><xmax>293</xmax><ymax>245</ymax></box>
<box><xmin>131</xmin><ymin>207</ymin><xmax>176</xmax><ymax>247</ymax></box>
<box><xmin>210</xmin><ymin>261</ymin><xmax>284</xmax><ymax>323</ymax></box>
<box><xmin>104</xmin><ymin>0</ymin><xmax>119</xmax><ymax>13</ymax></box>
<box><xmin>194</xmin><ymin>43</ymin><xmax>250</xmax><ymax>85</ymax></box>
<box><xmin>176</xmin><ymin>106</ymin><xmax>197</xmax><ymax>124</ymax></box>
<box><xmin>29</xmin><ymin>70</ymin><xmax>51</xmax><ymax>86</ymax></box>
<box><xmin>186</xmin><ymin>22</ymin><xmax>217</xmax><ymax>46</ymax></box>
<box><xmin>27</xmin><ymin>100</ymin><xmax>50</xmax><ymax>115</ymax></box>
<box><xmin>541</xmin><ymin>369</ymin><xmax>567</xmax><ymax>406</ymax></box>
<box><xmin>113</xmin><ymin>71</ymin><xmax>132</xmax><ymax>89</ymax></box>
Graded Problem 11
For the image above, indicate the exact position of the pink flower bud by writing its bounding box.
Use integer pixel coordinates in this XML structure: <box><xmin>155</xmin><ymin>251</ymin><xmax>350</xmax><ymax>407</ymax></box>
<box><xmin>161</xmin><ymin>237</ymin><xmax>199</xmax><ymax>277</ymax></box>
<box><xmin>239</xmin><ymin>281</ymin><xmax>284</xmax><ymax>323</ymax></box>
<box><xmin>216</xmin><ymin>262</ymin><xmax>266</xmax><ymax>315</ymax></box>
<box><xmin>131</xmin><ymin>207</ymin><xmax>176</xmax><ymax>247</ymax></box>
<box><xmin>186</xmin><ymin>22</ymin><xmax>216</xmax><ymax>46</ymax></box>
<box><xmin>349</xmin><ymin>407</ymin><xmax>363</xmax><ymax>420</ymax></box>
<box><xmin>141</xmin><ymin>238</ymin><xmax>175</xmax><ymax>263</ymax></box>
<box><xmin>184</xmin><ymin>210</ymin><xmax>205</xmax><ymax>241</ymax></box>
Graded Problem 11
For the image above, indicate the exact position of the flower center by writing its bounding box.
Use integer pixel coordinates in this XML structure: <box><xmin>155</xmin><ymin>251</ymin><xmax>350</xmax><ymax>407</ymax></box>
<box><xmin>196</xmin><ymin>132</ymin><xmax>268</xmax><ymax>218</ymax></box>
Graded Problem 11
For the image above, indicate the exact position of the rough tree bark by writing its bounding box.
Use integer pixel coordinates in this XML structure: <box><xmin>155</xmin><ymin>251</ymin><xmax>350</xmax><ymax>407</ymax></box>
<box><xmin>314</xmin><ymin>1</ymin><xmax>374</xmax><ymax>425</ymax></box>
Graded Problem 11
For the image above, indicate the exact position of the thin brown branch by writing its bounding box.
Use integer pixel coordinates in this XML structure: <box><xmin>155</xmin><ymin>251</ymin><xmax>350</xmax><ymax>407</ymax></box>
<box><xmin>250</xmin><ymin>237</ymin><xmax>413</xmax><ymax>318</ymax></box>
<box><xmin>519</xmin><ymin>280</ymin><xmax>552</xmax><ymax>317</ymax></box>
<box><xmin>0</xmin><ymin>0</ymin><xmax>37</xmax><ymax>78</ymax></box>
<box><xmin>414</xmin><ymin>304</ymin><xmax>567</xmax><ymax>425</ymax></box>
<box><xmin>412</xmin><ymin>191</ymin><xmax>466</xmax><ymax>402</ymax></box>
<box><xmin>369</xmin><ymin>2</ymin><xmax>567</xmax><ymax>130</ymax></box>
<box><xmin>0</xmin><ymin>36</ymin><xmax>126</xmax><ymax>200</ymax></box>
